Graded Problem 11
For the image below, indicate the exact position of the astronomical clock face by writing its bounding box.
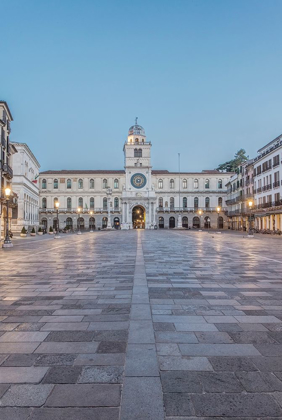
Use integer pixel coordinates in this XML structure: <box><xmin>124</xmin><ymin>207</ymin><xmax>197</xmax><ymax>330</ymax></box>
<box><xmin>131</xmin><ymin>173</ymin><xmax>147</xmax><ymax>189</ymax></box>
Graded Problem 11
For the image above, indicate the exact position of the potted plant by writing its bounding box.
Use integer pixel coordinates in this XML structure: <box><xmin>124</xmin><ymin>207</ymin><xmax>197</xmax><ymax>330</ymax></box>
<box><xmin>38</xmin><ymin>227</ymin><xmax>43</xmax><ymax>236</ymax></box>
<box><xmin>20</xmin><ymin>227</ymin><xmax>27</xmax><ymax>237</ymax></box>
<box><xmin>30</xmin><ymin>227</ymin><xmax>36</xmax><ymax>237</ymax></box>
<box><xmin>49</xmin><ymin>226</ymin><xmax>54</xmax><ymax>235</ymax></box>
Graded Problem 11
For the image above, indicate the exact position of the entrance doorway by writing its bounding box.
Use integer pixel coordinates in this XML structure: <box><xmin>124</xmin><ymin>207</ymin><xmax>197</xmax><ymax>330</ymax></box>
<box><xmin>114</xmin><ymin>217</ymin><xmax>120</xmax><ymax>229</ymax></box>
<box><xmin>132</xmin><ymin>206</ymin><xmax>145</xmax><ymax>229</ymax></box>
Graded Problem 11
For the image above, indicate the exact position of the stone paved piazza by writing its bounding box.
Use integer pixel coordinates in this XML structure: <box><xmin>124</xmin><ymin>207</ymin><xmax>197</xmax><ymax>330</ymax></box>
<box><xmin>1</xmin><ymin>230</ymin><xmax>282</xmax><ymax>419</ymax></box>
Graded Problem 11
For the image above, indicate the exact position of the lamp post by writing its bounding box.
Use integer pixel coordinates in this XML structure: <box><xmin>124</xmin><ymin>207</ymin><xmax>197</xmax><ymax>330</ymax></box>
<box><xmin>89</xmin><ymin>211</ymin><xmax>94</xmax><ymax>232</ymax></box>
<box><xmin>106</xmin><ymin>188</ymin><xmax>113</xmax><ymax>229</ymax></box>
<box><xmin>77</xmin><ymin>207</ymin><xmax>82</xmax><ymax>234</ymax></box>
<box><xmin>2</xmin><ymin>187</ymin><xmax>13</xmax><ymax>248</ymax></box>
<box><xmin>54</xmin><ymin>201</ymin><xmax>60</xmax><ymax>239</ymax></box>
<box><xmin>248</xmin><ymin>200</ymin><xmax>253</xmax><ymax>237</ymax></box>
<box><xmin>216</xmin><ymin>206</ymin><xmax>221</xmax><ymax>231</ymax></box>
<box><xmin>198</xmin><ymin>209</ymin><xmax>202</xmax><ymax>231</ymax></box>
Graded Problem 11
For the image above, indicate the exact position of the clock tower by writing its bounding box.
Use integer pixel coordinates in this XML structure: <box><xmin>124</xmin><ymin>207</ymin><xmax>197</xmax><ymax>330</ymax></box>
<box><xmin>121</xmin><ymin>119</ymin><xmax>156</xmax><ymax>229</ymax></box>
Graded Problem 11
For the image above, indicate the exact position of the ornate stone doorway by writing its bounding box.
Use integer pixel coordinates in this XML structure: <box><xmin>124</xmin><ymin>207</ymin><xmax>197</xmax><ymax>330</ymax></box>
<box><xmin>132</xmin><ymin>205</ymin><xmax>145</xmax><ymax>229</ymax></box>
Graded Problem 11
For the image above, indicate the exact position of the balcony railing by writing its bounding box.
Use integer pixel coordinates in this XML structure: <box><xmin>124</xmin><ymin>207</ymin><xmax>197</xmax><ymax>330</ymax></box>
<box><xmin>273</xmin><ymin>181</ymin><xmax>280</xmax><ymax>188</ymax></box>
<box><xmin>39</xmin><ymin>207</ymin><xmax>122</xmax><ymax>213</ymax></box>
<box><xmin>157</xmin><ymin>207</ymin><xmax>227</xmax><ymax>213</ymax></box>
<box><xmin>2</xmin><ymin>163</ymin><xmax>13</xmax><ymax>179</ymax></box>
<box><xmin>262</xmin><ymin>184</ymin><xmax>272</xmax><ymax>191</ymax></box>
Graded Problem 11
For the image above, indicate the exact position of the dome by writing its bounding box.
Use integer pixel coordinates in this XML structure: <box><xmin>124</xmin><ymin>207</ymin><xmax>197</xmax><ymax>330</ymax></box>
<box><xmin>128</xmin><ymin>118</ymin><xmax>145</xmax><ymax>136</ymax></box>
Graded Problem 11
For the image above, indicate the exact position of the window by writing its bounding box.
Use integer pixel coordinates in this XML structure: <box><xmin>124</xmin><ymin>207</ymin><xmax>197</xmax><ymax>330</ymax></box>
<box><xmin>114</xmin><ymin>197</ymin><xmax>119</xmax><ymax>209</ymax></box>
<box><xmin>42</xmin><ymin>197</ymin><xmax>47</xmax><ymax>209</ymax></box>
<box><xmin>78</xmin><ymin>197</ymin><xmax>83</xmax><ymax>208</ymax></box>
<box><xmin>66</xmin><ymin>217</ymin><xmax>73</xmax><ymax>229</ymax></box>
<box><xmin>103</xmin><ymin>179</ymin><xmax>108</xmax><ymax>189</ymax></box>
<box><xmin>170</xmin><ymin>197</ymin><xmax>174</xmax><ymax>208</ymax></box>
<box><xmin>159</xmin><ymin>197</ymin><xmax>163</xmax><ymax>208</ymax></box>
<box><xmin>159</xmin><ymin>217</ymin><xmax>164</xmax><ymax>229</ymax></box>
<box><xmin>182</xmin><ymin>216</ymin><xmax>188</xmax><ymax>228</ymax></box>
<box><xmin>218</xmin><ymin>179</ymin><xmax>222</xmax><ymax>189</ymax></box>
<box><xmin>194</xmin><ymin>197</ymin><xmax>198</xmax><ymax>209</ymax></box>
<box><xmin>169</xmin><ymin>217</ymin><xmax>175</xmax><ymax>228</ymax></box>
<box><xmin>158</xmin><ymin>179</ymin><xmax>163</xmax><ymax>189</ymax></box>
<box><xmin>194</xmin><ymin>179</ymin><xmax>199</xmax><ymax>189</ymax></box>
<box><xmin>54</xmin><ymin>179</ymin><xmax>58</xmax><ymax>189</ymax></box>
<box><xmin>135</xmin><ymin>138</ymin><xmax>139</xmax><ymax>144</ymax></box>
<box><xmin>90</xmin><ymin>179</ymin><xmax>94</xmax><ymax>189</ymax></box>
<box><xmin>103</xmin><ymin>197</ymin><xmax>107</xmax><ymax>209</ymax></box>
<box><xmin>170</xmin><ymin>179</ymin><xmax>175</xmax><ymax>189</ymax></box>
<box><xmin>78</xmin><ymin>179</ymin><xmax>83</xmax><ymax>189</ymax></box>
<box><xmin>134</xmin><ymin>149</ymin><xmax>142</xmax><ymax>157</ymax></box>
<box><xmin>205</xmin><ymin>197</ymin><xmax>210</xmax><ymax>208</ymax></box>
<box><xmin>218</xmin><ymin>197</ymin><xmax>223</xmax><ymax>207</ymax></box>
<box><xmin>205</xmin><ymin>179</ymin><xmax>210</xmax><ymax>189</ymax></box>
<box><xmin>67</xmin><ymin>197</ymin><xmax>72</xmax><ymax>209</ymax></box>
<box><xmin>54</xmin><ymin>197</ymin><xmax>58</xmax><ymax>208</ymax></box>
<box><xmin>67</xmin><ymin>179</ymin><xmax>72</xmax><ymax>189</ymax></box>
<box><xmin>183</xmin><ymin>197</ymin><xmax>187</xmax><ymax>208</ymax></box>
<box><xmin>114</xmin><ymin>179</ymin><xmax>119</xmax><ymax>189</ymax></box>
<box><xmin>42</xmin><ymin>179</ymin><xmax>47</xmax><ymax>189</ymax></box>
<box><xmin>182</xmin><ymin>179</ymin><xmax>187</xmax><ymax>189</ymax></box>
<box><xmin>273</xmin><ymin>155</ymin><xmax>280</xmax><ymax>167</ymax></box>
<box><xmin>90</xmin><ymin>197</ymin><xmax>94</xmax><ymax>209</ymax></box>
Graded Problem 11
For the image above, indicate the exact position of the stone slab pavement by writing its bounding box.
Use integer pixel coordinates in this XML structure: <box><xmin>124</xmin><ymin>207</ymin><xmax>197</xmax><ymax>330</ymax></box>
<box><xmin>0</xmin><ymin>230</ymin><xmax>282</xmax><ymax>419</ymax></box>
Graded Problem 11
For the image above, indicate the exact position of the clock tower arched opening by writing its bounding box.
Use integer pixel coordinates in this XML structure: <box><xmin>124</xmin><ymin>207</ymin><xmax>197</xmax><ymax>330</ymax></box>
<box><xmin>132</xmin><ymin>205</ymin><xmax>146</xmax><ymax>229</ymax></box>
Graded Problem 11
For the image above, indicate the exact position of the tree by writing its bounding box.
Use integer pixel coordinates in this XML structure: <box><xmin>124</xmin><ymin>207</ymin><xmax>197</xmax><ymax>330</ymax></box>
<box><xmin>217</xmin><ymin>149</ymin><xmax>248</xmax><ymax>172</ymax></box>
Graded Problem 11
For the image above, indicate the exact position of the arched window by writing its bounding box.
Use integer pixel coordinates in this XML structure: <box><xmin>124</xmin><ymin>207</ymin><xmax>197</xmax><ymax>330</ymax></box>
<box><xmin>103</xmin><ymin>197</ymin><xmax>107</xmax><ymax>209</ymax></box>
<box><xmin>165</xmin><ymin>201</ymin><xmax>168</xmax><ymax>207</ymax></box>
<box><xmin>182</xmin><ymin>216</ymin><xmax>188</xmax><ymax>228</ymax></box>
<box><xmin>135</xmin><ymin>138</ymin><xmax>139</xmax><ymax>144</ymax></box>
<box><xmin>170</xmin><ymin>197</ymin><xmax>174</xmax><ymax>208</ymax></box>
<box><xmin>205</xmin><ymin>197</ymin><xmax>210</xmax><ymax>208</ymax></box>
<box><xmin>194</xmin><ymin>179</ymin><xmax>199</xmax><ymax>189</ymax></box>
<box><xmin>103</xmin><ymin>179</ymin><xmax>108</xmax><ymax>189</ymax></box>
<box><xmin>193</xmin><ymin>216</ymin><xmax>200</xmax><ymax>228</ymax></box>
<box><xmin>205</xmin><ymin>179</ymin><xmax>210</xmax><ymax>189</ymax></box>
<box><xmin>67</xmin><ymin>197</ymin><xmax>72</xmax><ymax>209</ymax></box>
<box><xmin>218</xmin><ymin>216</ymin><xmax>224</xmax><ymax>229</ymax></box>
<box><xmin>78</xmin><ymin>179</ymin><xmax>83</xmax><ymax>189</ymax></box>
<box><xmin>114</xmin><ymin>197</ymin><xmax>119</xmax><ymax>209</ymax></box>
<box><xmin>66</xmin><ymin>217</ymin><xmax>73</xmax><ymax>229</ymax></box>
<box><xmin>159</xmin><ymin>197</ymin><xmax>163</xmax><ymax>208</ymax></box>
<box><xmin>67</xmin><ymin>179</ymin><xmax>72</xmax><ymax>189</ymax></box>
<box><xmin>218</xmin><ymin>179</ymin><xmax>223</xmax><ymax>189</ymax></box>
<box><xmin>114</xmin><ymin>179</ymin><xmax>119</xmax><ymax>189</ymax></box>
<box><xmin>90</xmin><ymin>179</ymin><xmax>94</xmax><ymax>189</ymax></box>
<box><xmin>54</xmin><ymin>179</ymin><xmax>58</xmax><ymax>189</ymax></box>
<box><xmin>204</xmin><ymin>216</ymin><xmax>211</xmax><ymax>229</ymax></box>
<box><xmin>183</xmin><ymin>197</ymin><xmax>187</xmax><ymax>208</ymax></box>
<box><xmin>78</xmin><ymin>197</ymin><xmax>83</xmax><ymax>208</ymax></box>
<box><xmin>158</xmin><ymin>179</ymin><xmax>163</xmax><ymax>189</ymax></box>
<box><xmin>170</xmin><ymin>179</ymin><xmax>175</xmax><ymax>189</ymax></box>
<box><xmin>218</xmin><ymin>197</ymin><xmax>223</xmax><ymax>207</ymax></box>
<box><xmin>169</xmin><ymin>217</ymin><xmax>175</xmax><ymax>228</ymax></box>
<box><xmin>54</xmin><ymin>197</ymin><xmax>58</xmax><ymax>208</ymax></box>
<box><xmin>159</xmin><ymin>217</ymin><xmax>164</xmax><ymax>229</ymax></box>
<box><xmin>89</xmin><ymin>217</ymin><xmax>95</xmax><ymax>229</ymax></box>
<box><xmin>194</xmin><ymin>197</ymin><xmax>199</xmax><ymax>209</ymax></box>
<box><xmin>90</xmin><ymin>197</ymin><xmax>94</xmax><ymax>210</ymax></box>
<box><xmin>134</xmin><ymin>149</ymin><xmax>142</xmax><ymax>157</ymax></box>
<box><xmin>102</xmin><ymin>217</ymin><xmax>108</xmax><ymax>228</ymax></box>
<box><xmin>42</xmin><ymin>179</ymin><xmax>47</xmax><ymax>189</ymax></box>
<box><xmin>183</xmin><ymin>179</ymin><xmax>187</xmax><ymax>189</ymax></box>
<box><xmin>42</xmin><ymin>197</ymin><xmax>47</xmax><ymax>209</ymax></box>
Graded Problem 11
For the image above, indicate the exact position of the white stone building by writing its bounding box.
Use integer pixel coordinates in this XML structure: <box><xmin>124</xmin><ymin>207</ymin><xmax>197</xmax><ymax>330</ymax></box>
<box><xmin>39</xmin><ymin>121</ymin><xmax>232</xmax><ymax>231</ymax></box>
<box><xmin>253</xmin><ymin>134</ymin><xmax>282</xmax><ymax>230</ymax></box>
<box><xmin>10</xmin><ymin>142</ymin><xmax>40</xmax><ymax>233</ymax></box>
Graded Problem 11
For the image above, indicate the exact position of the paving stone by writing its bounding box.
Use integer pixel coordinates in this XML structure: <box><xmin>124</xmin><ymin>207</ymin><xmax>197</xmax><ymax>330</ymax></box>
<box><xmin>164</xmin><ymin>393</ymin><xmax>195</xmax><ymax>417</ymax></box>
<box><xmin>125</xmin><ymin>344</ymin><xmax>159</xmax><ymax>376</ymax></box>
<box><xmin>92</xmin><ymin>330</ymin><xmax>128</xmax><ymax>342</ymax></box>
<box><xmin>120</xmin><ymin>377</ymin><xmax>164</xmax><ymax>420</ymax></box>
<box><xmin>199</xmin><ymin>372</ymin><xmax>244</xmax><ymax>392</ymax></box>
<box><xmin>128</xmin><ymin>320</ymin><xmax>155</xmax><ymax>343</ymax></box>
<box><xmin>236</xmin><ymin>371</ymin><xmax>282</xmax><ymax>391</ymax></box>
<box><xmin>0</xmin><ymin>384</ymin><xmax>53</xmax><ymax>406</ymax></box>
<box><xmin>254</xmin><ymin>344</ymin><xmax>282</xmax><ymax>356</ymax></box>
<box><xmin>88</xmin><ymin>321</ymin><xmax>129</xmax><ymax>330</ymax></box>
<box><xmin>35</xmin><ymin>354</ymin><xmax>77</xmax><ymax>366</ymax></box>
<box><xmin>35</xmin><ymin>342</ymin><xmax>99</xmax><ymax>354</ymax></box>
<box><xmin>239</xmin><ymin>323</ymin><xmax>268</xmax><ymax>331</ymax></box>
<box><xmin>192</xmin><ymin>393</ymin><xmax>282</xmax><ymax>417</ymax></box>
<box><xmin>28</xmin><ymin>407</ymin><xmax>120</xmax><ymax>420</ymax></box>
<box><xmin>45</xmin><ymin>384</ymin><xmax>121</xmax><ymax>407</ymax></box>
<box><xmin>159</xmin><ymin>356</ymin><xmax>213</xmax><ymax>371</ymax></box>
<box><xmin>174</xmin><ymin>323</ymin><xmax>218</xmax><ymax>331</ymax></box>
<box><xmin>179</xmin><ymin>343</ymin><xmax>261</xmax><ymax>356</ymax></box>
<box><xmin>74</xmin><ymin>353</ymin><xmax>125</xmax><ymax>366</ymax></box>
<box><xmin>43</xmin><ymin>367</ymin><xmax>82</xmax><ymax>384</ymax></box>
<box><xmin>0</xmin><ymin>343</ymin><xmax>40</xmax><ymax>353</ymax></box>
<box><xmin>215</xmin><ymin>323</ymin><xmax>243</xmax><ymax>332</ymax></box>
<box><xmin>0</xmin><ymin>384</ymin><xmax>9</xmax><ymax>398</ymax></box>
<box><xmin>44</xmin><ymin>331</ymin><xmax>95</xmax><ymax>342</ymax></box>
<box><xmin>153</xmin><ymin>322</ymin><xmax>175</xmax><ymax>331</ymax></box>
<box><xmin>0</xmin><ymin>331</ymin><xmax>49</xmax><ymax>342</ymax></box>
<box><xmin>235</xmin><ymin>315</ymin><xmax>282</xmax><ymax>323</ymax></box>
<box><xmin>2</xmin><ymin>354</ymin><xmax>38</xmax><ymax>367</ymax></box>
<box><xmin>79</xmin><ymin>366</ymin><xmax>123</xmax><ymax>383</ymax></box>
<box><xmin>0</xmin><ymin>408</ymin><xmax>32</xmax><ymax>420</ymax></box>
<box><xmin>155</xmin><ymin>331</ymin><xmax>198</xmax><ymax>343</ymax></box>
<box><xmin>195</xmin><ymin>331</ymin><xmax>234</xmax><ymax>344</ymax></box>
<box><xmin>209</xmin><ymin>356</ymin><xmax>258</xmax><ymax>371</ymax></box>
<box><xmin>97</xmin><ymin>341</ymin><xmax>126</xmax><ymax>353</ymax></box>
<box><xmin>0</xmin><ymin>367</ymin><xmax>48</xmax><ymax>383</ymax></box>
<box><xmin>156</xmin><ymin>343</ymin><xmax>181</xmax><ymax>356</ymax></box>
<box><xmin>161</xmin><ymin>371</ymin><xmax>202</xmax><ymax>393</ymax></box>
<box><xmin>40</xmin><ymin>322</ymin><xmax>89</xmax><ymax>331</ymax></box>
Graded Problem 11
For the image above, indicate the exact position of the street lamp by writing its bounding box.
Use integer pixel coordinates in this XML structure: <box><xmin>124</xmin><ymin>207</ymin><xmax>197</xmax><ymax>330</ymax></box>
<box><xmin>77</xmin><ymin>207</ymin><xmax>82</xmax><ymax>234</ymax></box>
<box><xmin>54</xmin><ymin>201</ymin><xmax>60</xmax><ymax>239</ymax></box>
<box><xmin>248</xmin><ymin>200</ymin><xmax>253</xmax><ymax>236</ymax></box>
<box><xmin>89</xmin><ymin>210</ymin><xmax>94</xmax><ymax>232</ymax></box>
<box><xmin>217</xmin><ymin>206</ymin><xmax>221</xmax><ymax>231</ymax></box>
<box><xmin>2</xmin><ymin>187</ymin><xmax>13</xmax><ymax>248</ymax></box>
<box><xmin>198</xmin><ymin>209</ymin><xmax>202</xmax><ymax>230</ymax></box>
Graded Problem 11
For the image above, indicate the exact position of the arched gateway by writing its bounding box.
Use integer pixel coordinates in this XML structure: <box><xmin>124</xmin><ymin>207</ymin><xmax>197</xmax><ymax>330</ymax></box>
<box><xmin>132</xmin><ymin>205</ymin><xmax>146</xmax><ymax>229</ymax></box>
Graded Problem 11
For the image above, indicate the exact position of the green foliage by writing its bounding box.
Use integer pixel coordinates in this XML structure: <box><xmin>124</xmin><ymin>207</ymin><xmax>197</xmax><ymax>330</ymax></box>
<box><xmin>21</xmin><ymin>227</ymin><xmax>27</xmax><ymax>234</ymax></box>
<box><xmin>217</xmin><ymin>149</ymin><xmax>249</xmax><ymax>172</ymax></box>
<box><xmin>31</xmin><ymin>227</ymin><xmax>35</xmax><ymax>233</ymax></box>
<box><xmin>49</xmin><ymin>226</ymin><xmax>53</xmax><ymax>232</ymax></box>
<box><xmin>38</xmin><ymin>227</ymin><xmax>42</xmax><ymax>232</ymax></box>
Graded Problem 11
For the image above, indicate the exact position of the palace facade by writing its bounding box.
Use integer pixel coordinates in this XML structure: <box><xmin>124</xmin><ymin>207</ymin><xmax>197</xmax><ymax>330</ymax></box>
<box><xmin>39</xmin><ymin>122</ymin><xmax>232</xmax><ymax>231</ymax></box>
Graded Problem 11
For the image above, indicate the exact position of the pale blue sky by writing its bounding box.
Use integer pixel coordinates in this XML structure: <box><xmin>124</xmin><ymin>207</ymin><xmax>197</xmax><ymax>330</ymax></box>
<box><xmin>1</xmin><ymin>0</ymin><xmax>282</xmax><ymax>172</ymax></box>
